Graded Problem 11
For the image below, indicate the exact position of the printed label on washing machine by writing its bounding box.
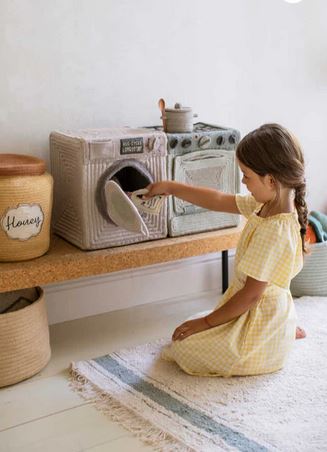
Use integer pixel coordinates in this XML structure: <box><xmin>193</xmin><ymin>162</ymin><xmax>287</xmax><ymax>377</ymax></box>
<box><xmin>120</xmin><ymin>137</ymin><xmax>144</xmax><ymax>155</ymax></box>
<box><xmin>1</xmin><ymin>203</ymin><xmax>44</xmax><ymax>241</ymax></box>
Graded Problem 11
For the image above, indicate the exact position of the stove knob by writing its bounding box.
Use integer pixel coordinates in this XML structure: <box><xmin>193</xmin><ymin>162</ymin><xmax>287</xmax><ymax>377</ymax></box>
<box><xmin>198</xmin><ymin>136</ymin><xmax>211</xmax><ymax>149</ymax></box>
<box><xmin>182</xmin><ymin>138</ymin><xmax>192</xmax><ymax>148</ymax></box>
<box><xmin>229</xmin><ymin>134</ymin><xmax>236</xmax><ymax>144</ymax></box>
<box><xmin>170</xmin><ymin>138</ymin><xmax>178</xmax><ymax>149</ymax></box>
<box><xmin>216</xmin><ymin>135</ymin><xmax>224</xmax><ymax>146</ymax></box>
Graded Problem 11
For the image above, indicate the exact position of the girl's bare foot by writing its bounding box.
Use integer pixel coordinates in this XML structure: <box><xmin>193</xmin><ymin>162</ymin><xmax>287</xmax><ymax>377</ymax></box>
<box><xmin>296</xmin><ymin>326</ymin><xmax>306</xmax><ymax>339</ymax></box>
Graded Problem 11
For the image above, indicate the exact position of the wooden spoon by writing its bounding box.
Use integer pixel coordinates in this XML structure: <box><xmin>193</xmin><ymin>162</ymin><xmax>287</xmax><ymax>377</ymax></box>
<box><xmin>158</xmin><ymin>98</ymin><xmax>166</xmax><ymax>131</ymax></box>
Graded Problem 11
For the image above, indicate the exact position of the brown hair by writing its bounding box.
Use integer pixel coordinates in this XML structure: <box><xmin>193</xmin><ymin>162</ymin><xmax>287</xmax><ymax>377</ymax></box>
<box><xmin>236</xmin><ymin>123</ymin><xmax>308</xmax><ymax>253</ymax></box>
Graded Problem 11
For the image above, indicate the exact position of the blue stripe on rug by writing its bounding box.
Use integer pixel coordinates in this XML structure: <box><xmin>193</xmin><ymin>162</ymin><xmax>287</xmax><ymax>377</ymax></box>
<box><xmin>94</xmin><ymin>355</ymin><xmax>269</xmax><ymax>452</ymax></box>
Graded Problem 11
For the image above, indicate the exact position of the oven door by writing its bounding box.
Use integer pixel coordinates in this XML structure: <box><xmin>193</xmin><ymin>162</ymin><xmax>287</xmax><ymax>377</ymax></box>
<box><xmin>172</xmin><ymin>150</ymin><xmax>236</xmax><ymax>215</ymax></box>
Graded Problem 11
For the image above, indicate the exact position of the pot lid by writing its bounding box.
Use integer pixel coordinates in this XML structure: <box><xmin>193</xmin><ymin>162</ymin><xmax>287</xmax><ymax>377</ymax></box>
<box><xmin>165</xmin><ymin>102</ymin><xmax>192</xmax><ymax>113</ymax></box>
<box><xmin>104</xmin><ymin>180</ymin><xmax>149</xmax><ymax>236</ymax></box>
<box><xmin>0</xmin><ymin>154</ymin><xmax>46</xmax><ymax>176</ymax></box>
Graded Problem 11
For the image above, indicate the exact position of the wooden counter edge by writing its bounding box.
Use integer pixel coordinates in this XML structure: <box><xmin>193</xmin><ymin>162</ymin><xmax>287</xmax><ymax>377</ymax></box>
<box><xmin>0</xmin><ymin>223</ymin><xmax>244</xmax><ymax>292</ymax></box>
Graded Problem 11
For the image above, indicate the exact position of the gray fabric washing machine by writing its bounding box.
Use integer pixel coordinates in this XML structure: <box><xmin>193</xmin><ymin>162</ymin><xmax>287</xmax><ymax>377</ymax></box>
<box><xmin>50</xmin><ymin>128</ymin><xmax>168</xmax><ymax>249</ymax></box>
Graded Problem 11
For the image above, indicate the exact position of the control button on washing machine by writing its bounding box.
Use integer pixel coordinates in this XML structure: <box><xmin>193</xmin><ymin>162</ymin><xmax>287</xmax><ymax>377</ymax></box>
<box><xmin>148</xmin><ymin>136</ymin><xmax>159</xmax><ymax>151</ymax></box>
<box><xmin>169</xmin><ymin>138</ymin><xmax>178</xmax><ymax>149</ymax></box>
<box><xmin>198</xmin><ymin>136</ymin><xmax>211</xmax><ymax>149</ymax></box>
<box><xmin>229</xmin><ymin>134</ymin><xmax>236</xmax><ymax>144</ymax></box>
<box><xmin>182</xmin><ymin>138</ymin><xmax>192</xmax><ymax>148</ymax></box>
<box><xmin>104</xmin><ymin>180</ymin><xmax>149</xmax><ymax>236</ymax></box>
<box><xmin>216</xmin><ymin>135</ymin><xmax>224</xmax><ymax>146</ymax></box>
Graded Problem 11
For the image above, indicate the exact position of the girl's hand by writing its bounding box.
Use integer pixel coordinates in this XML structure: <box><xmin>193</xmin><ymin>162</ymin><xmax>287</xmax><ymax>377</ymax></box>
<box><xmin>144</xmin><ymin>181</ymin><xmax>171</xmax><ymax>199</ymax></box>
<box><xmin>172</xmin><ymin>317</ymin><xmax>211</xmax><ymax>341</ymax></box>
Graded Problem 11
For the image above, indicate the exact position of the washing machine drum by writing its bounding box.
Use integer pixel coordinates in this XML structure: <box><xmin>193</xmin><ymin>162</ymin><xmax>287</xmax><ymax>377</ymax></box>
<box><xmin>96</xmin><ymin>159</ymin><xmax>153</xmax><ymax>236</ymax></box>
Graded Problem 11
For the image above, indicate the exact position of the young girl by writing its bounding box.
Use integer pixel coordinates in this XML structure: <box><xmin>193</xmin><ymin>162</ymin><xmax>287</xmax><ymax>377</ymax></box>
<box><xmin>145</xmin><ymin>123</ymin><xmax>307</xmax><ymax>377</ymax></box>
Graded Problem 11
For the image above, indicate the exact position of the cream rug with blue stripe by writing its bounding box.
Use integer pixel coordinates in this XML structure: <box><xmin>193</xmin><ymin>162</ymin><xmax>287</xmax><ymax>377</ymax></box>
<box><xmin>70</xmin><ymin>296</ymin><xmax>327</xmax><ymax>451</ymax></box>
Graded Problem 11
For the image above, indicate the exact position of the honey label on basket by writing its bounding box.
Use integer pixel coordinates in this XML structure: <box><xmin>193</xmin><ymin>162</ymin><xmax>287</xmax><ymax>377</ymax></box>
<box><xmin>1</xmin><ymin>203</ymin><xmax>44</xmax><ymax>241</ymax></box>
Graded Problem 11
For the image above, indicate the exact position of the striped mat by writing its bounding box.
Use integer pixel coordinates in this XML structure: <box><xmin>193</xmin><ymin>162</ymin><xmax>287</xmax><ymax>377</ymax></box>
<box><xmin>70</xmin><ymin>296</ymin><xmax>327</xmax><ymax>451</ymax></box>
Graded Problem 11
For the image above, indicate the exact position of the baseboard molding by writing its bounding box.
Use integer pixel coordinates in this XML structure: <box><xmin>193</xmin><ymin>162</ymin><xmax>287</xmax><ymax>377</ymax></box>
<box><xmin>44</xmin><ymin>251</ymin><xmax>235</xmax><ymax>325</ymax></box>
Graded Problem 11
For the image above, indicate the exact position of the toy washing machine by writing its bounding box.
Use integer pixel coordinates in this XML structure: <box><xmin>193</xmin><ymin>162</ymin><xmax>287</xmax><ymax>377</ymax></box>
<box><xmin>155</xmin><ymin>122</ymin><xmax>241</xmax><ymax>236</ymax></box>
<box><xmin>50</xmin><ymin>128</ymin><xmax>168</xmax><ymax>249</ymax></box>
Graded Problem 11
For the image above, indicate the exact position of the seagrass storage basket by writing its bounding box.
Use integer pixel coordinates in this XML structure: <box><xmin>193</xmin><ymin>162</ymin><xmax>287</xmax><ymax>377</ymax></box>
<box><xmin>0</xmin><ymin>154</ymin><xmax>53</xmax><ymax>261</ymax></box>
<box><xmin>0</xmin><ymin>287</ymin><xmax>51</xmax><ymax>387</ymax></box>
<box><xmin>290</xmin><ymin>241</ymin><xmax>327</xmax><ymax>297</ymax></box>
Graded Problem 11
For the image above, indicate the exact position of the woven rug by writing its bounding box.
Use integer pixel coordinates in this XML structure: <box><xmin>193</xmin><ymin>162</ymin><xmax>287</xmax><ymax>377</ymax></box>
<box><xmin>70</xmin><ymin>296</ymin><xmax>327</xmax><ymax>451</ymax></box>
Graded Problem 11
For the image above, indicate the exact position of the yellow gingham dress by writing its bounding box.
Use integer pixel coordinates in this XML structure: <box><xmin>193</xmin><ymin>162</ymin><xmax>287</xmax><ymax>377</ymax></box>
<box><xmin>162</xmin><ymin>194</ymin><xmax>303</xmax><ymax>376</ymax></box>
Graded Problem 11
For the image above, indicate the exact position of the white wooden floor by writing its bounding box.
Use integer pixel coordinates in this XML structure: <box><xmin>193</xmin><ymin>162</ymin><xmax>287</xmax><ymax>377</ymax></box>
<box><xmin>0</xmin><ymin>293</ymin><xmax>217</xmax><ymax>452</ymax></box>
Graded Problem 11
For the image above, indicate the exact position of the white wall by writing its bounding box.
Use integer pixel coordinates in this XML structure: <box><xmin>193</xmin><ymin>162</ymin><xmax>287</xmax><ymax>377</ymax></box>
<box><xmin>1</xmin><ymin>0</ymin><xmax>326</xmax><ymax>322</ymax></box>
<box><xmin>1</xmin><ymin>0</ymin><xmax>326</xmax><ymax>209</ymax></box>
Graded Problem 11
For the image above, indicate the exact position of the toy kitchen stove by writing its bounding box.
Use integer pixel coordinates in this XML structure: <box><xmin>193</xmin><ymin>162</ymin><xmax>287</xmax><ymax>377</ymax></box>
<box><xmin>149</xmin><ymin>122</ymin><xmax>241</xmax><ymax>237</ymax></box>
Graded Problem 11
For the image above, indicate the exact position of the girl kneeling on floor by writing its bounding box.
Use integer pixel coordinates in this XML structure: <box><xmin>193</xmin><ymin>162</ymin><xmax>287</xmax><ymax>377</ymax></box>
<box><xmin>146</xmin><ymin>123</ymin><xmax>307</xmax><ymax>377</ymax></box>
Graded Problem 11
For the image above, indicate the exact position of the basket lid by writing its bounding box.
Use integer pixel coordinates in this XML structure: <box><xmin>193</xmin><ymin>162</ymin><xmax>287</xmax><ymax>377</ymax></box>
<box><xmin>0</xmin><ymin>154</ymin><xmax>46</xmax><ymax>176</ymax></box>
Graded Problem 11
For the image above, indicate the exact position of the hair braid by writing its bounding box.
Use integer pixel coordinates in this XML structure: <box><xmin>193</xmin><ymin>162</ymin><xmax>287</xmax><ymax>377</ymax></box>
<box><xmin>294</xmin><ymin>182</ymin><xmax>308</xmax><ymax>253</ymax></box>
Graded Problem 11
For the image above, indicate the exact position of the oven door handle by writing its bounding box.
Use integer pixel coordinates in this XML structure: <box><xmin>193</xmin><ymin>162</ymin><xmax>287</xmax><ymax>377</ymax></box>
<box><xmin>182</xmin><ymin>152</ymin><xmax>225</xmax><ymax>162</ymax></box>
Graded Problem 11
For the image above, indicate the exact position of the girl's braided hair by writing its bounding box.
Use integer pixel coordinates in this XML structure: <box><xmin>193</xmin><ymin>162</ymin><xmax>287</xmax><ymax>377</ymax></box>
<box><xmin>236</xmin><ymin>123</ymin><xmax>308</xmax><ymax>253</ymax></box>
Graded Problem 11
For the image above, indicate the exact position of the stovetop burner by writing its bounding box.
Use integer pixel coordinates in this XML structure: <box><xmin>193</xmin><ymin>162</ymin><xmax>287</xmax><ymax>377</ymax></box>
<box><xmin>190</xmin><ymin>122</ymin><xmax>227</xmax><ymax>132</ymax></box>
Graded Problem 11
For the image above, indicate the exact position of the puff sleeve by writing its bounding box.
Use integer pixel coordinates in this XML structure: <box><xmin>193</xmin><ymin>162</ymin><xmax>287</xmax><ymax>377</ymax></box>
<box><xmin>237</xmin><ymin>219</ymin><xmax>303</xmax><ymax>289</ymax></box>
<box><xmin>235</xmin><ymin>194</ymin><xmax>262</xmax><ymax>219</ymax></box>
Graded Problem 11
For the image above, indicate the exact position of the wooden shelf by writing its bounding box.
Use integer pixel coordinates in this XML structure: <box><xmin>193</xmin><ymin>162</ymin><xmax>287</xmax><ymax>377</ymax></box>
<box><xmin>0</xmin><ymin>224</ymin><xmax>243</xmax><ymax>293</ymax></box>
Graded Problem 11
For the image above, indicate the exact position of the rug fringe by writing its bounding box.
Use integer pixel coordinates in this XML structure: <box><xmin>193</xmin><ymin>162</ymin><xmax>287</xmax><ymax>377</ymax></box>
<box><xmin>70</xmin><ymin>366</ymin><xmax>193</xmax><ymax>452</ymax></box>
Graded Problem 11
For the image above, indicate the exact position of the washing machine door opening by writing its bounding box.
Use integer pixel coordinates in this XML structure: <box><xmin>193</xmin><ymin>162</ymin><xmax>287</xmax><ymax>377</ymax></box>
<box><xmin>111</xmin><ymin>166</ymin><xmax>152</xmax><ymax>193</ymax></box>
<box><xmin>96</xmin><ymin>159</ymin><xmax>153</xmax><ymax>224</ymax></box>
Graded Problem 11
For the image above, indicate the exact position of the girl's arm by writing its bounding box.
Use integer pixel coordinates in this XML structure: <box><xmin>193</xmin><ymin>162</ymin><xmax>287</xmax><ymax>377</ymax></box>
<box><xmin>205</xmin><ymin>277</ymin><xmax>267</xmax><ymax>326</ymax></box>
<box><xmin>145</xmin><ymin>181</ymin><xmax>239</xmax><ymax>214</ymax></box>
<box><xmin>173</xmin><ymin>277</ymin><xmax>267</xmax><ymax>341</ymax></box>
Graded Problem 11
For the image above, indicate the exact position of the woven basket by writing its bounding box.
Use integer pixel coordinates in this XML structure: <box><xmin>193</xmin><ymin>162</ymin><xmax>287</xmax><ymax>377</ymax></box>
<box><xmin>0</xmin><ymin>287</ymin><xmax>51</xmax><ymax>387</ymax></box>
<box><xmin>0</xmin><ymin>154</ymin><xmax>53</xmax><ymax>262</ymax></box>
<box><xmin>290</xmin><ymin>241</ymin><xmax>327</xmax><ymax>297</ymax></box>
